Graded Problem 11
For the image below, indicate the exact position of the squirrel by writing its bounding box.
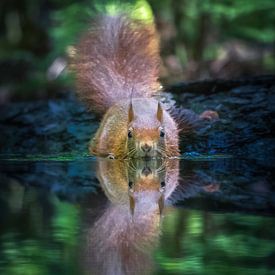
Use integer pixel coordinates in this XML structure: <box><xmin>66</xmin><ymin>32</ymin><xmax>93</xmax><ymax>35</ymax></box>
<box><xmin>72</xmin><ymin>14</ymin><xmax>217</xmax><ymax>159</ymax></box>
<box><xmin>71</xmin><ymin>14</ymin><xmax>179</xmax><ymax>159</ymax></box>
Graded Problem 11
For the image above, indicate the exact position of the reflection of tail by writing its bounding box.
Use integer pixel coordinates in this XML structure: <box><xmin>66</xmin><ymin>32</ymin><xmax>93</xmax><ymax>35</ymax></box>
<box><xmin>85</xmin><ymin>205</ymin><xmax>160</xmax><ymax>275</ymax></box>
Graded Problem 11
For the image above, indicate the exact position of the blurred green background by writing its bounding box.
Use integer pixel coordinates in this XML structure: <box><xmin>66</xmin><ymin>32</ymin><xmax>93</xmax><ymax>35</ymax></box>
<box><xmin>0</xmin><ymin>0</ymin><xmax>275</xmax><ymax>103</ymax></box>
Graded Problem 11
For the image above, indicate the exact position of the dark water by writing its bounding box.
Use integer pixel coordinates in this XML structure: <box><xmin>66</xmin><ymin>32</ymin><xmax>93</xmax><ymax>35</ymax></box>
<box><xmin>0</xmin><ymin>157</ymin><xmax>274</xmax><ymax>275</ymax></box>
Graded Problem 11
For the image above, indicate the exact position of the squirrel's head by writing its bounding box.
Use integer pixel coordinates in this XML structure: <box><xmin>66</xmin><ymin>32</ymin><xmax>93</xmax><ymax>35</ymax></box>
<box><xmin>127</xmin><ymin>101</ymin><xmax>166</xmax><ymax>158</ymax></box>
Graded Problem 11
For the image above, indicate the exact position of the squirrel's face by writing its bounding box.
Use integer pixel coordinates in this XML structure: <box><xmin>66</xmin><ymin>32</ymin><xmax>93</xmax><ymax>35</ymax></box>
<box><xmin>128</xmin><ymin>161</ymin><xmax>166</xmax><ymax>215</ymax></box>
<box><xmin>127</xmin><ymin>101</ymin><xmax>166</xmax><ymax>158</ymax></box>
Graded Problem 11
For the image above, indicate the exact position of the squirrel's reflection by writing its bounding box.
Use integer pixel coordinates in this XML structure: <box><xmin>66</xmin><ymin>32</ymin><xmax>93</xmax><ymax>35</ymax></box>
<box><xmin>83</xmin><ymin>159</ymin><xmax>219</xmax><ymax>275</ymax></box>
<box><xmin>84</xmin><ymin>158</ymin><xmax>179</xmax><ymax>275</ymax></box>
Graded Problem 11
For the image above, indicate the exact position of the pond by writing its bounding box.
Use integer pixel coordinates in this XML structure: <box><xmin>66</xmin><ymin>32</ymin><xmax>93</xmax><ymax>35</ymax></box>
<box><xmin>0</xmin><ymin>156</ymin><xmax>274</xmax><ymax>275</ymax></box>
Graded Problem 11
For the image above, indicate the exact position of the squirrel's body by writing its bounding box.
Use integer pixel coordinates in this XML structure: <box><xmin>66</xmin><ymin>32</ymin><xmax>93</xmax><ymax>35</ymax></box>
<box><xmin>72</xmin><ymin>14</ymin><xmax>180</xmax><ymax>159</ymax></box>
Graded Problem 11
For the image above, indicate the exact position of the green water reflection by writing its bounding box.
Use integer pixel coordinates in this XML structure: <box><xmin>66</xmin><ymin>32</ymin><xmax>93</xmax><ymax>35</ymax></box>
<box><xmin>157</xmin><ymin>209</ymin><xmax>275</xmax><ymax>274</ymax></box>
<box><xmin>0</xmin><ymin>187</ymin><xmax>81</xmax><ymax>275</ymax></box>
<box><xmin>0</xmin><ymin>159</ymin><xmax>274</xmax><ymax>275</ymax></box>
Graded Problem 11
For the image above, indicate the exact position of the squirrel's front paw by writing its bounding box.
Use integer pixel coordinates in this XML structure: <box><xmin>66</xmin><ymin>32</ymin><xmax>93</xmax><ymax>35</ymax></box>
<box><xmin>199</xmin><ymin>110</ymin><xmax>219</xmax><ymax>121</ymax></box>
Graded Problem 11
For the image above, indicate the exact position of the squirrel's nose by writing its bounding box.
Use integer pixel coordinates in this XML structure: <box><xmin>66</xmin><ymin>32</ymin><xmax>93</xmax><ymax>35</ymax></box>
<box><xmin>142</xmin><ymin>167</ymin><xmax>152</xmax><ymax>176</ymax></box>
<box><xmin>141</xmin><ymin>143</ymin><xmax>152</xmax><ymax>153</ymax></box>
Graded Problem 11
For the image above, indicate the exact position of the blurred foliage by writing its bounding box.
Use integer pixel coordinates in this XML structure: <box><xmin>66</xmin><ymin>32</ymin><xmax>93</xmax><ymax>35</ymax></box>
<box><xmin>0</xmin><ymin>183</ymin><xmax>81</xmax><ymax>275</ymax></box>
<box><xmin>149</xmin><ymin>0</ymin><xmax>275</xmax><ymax>80</ymax></box>
<box><xmin>0</xmin><ymin>0</ymin><xmax>275</xmax><ymax>101</ymax></box>
<box><xmin>156</xmin><ymin>209</ymin><xmax>275</xmax><ymax>274</ymax></box>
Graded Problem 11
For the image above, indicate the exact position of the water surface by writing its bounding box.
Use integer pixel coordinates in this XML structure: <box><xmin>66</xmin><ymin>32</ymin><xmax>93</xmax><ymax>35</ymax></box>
<box><xmin>0</xmin><ymin>157</ymin><xmax>274</xmax><ymax>275</ymax></box>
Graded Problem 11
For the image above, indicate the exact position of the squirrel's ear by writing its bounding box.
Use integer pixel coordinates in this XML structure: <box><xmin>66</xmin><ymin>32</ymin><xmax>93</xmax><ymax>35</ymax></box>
<box><xmin>158</xmin><ymin>193</ymin><xmax>164</xmax><ymax>216</ymax></box>
<box><xmin>128</xmin><ymin>102</ymin><xmax>134</xmax><ymax>122</ymax></box>
<box><xmin>129</xmin><ymin>194</ymin><xmax>135</xmax><ymax>216</ymax></box>
<box><xmin>157</xmin><ymin>102</ymin><xmax>163</xmax><ymax>122</ymax></box>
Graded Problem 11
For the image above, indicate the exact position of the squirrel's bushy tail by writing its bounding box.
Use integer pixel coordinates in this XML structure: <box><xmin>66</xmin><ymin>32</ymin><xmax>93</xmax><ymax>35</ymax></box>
<box><xmin>71</xmin><ymin>15</ymin><xmax>161</xmax><ymax>114</ymax></box>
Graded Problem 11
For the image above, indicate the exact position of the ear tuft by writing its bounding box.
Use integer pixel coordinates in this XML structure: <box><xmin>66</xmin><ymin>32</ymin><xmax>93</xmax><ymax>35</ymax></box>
<box><xmin>158</xmin><ymin>193</ymin><xmax>164</xmax><ymax>215</ymax></box>
<box><xmin>128</xmin><ymin>102</ymin><xmax>134</xmax><ymax>122</ymax></box>
<box><xmin>157</xmin><ymin>102</ymin><xmax>163</xmax><ymax>122</ymax></box>
<box><xmin>129</xmin><ymin>194</ymin><xmax>135</xmax><ymax>216</ymax></box>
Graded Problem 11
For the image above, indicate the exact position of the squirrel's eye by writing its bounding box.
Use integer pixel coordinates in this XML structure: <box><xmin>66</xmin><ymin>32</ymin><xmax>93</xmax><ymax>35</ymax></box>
<box><xmin>160</xmin><ymin>129</ymin><xmax>165</xmax><ymax>137</ymax></box>
<box><xmin>128</xmin><ymin>129</ymin><xmax>133</xmax><ymax>138</ymax></box>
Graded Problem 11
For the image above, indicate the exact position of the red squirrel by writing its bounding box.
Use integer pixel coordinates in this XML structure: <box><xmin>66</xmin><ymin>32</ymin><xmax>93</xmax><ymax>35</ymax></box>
<box><xmin>72</xmin><ymin>14</ymin><xmax>217</xmax><ymax>159</ymax></box>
